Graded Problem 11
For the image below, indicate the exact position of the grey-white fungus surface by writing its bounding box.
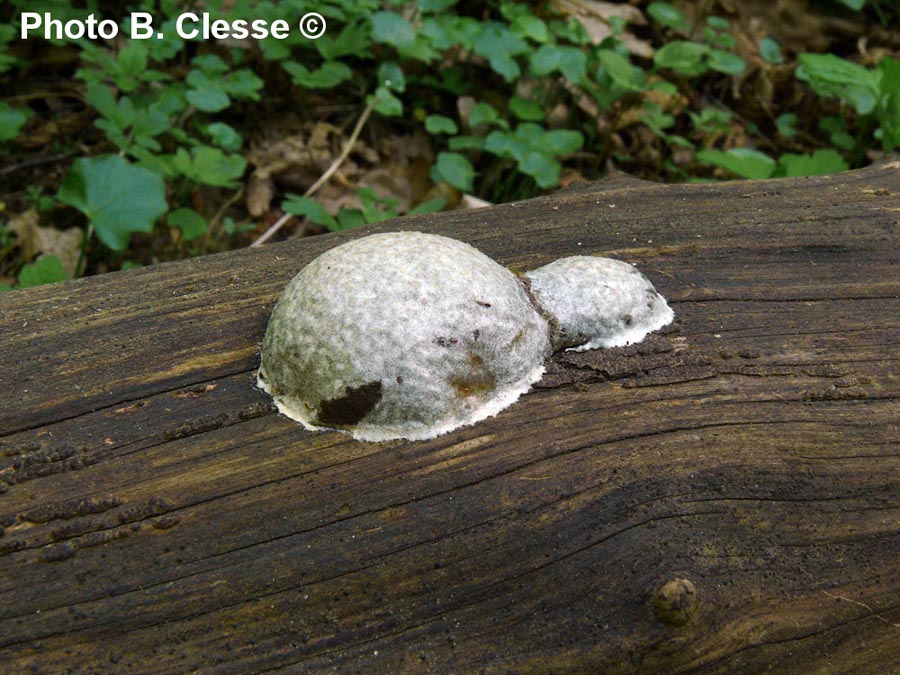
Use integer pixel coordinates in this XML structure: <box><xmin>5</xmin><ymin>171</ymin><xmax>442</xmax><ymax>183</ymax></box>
<box><xmin>258</xmin><ymin>232</ymin><xmax>674</xmax><ymax>441</ymax></box>
<box><xmin>257</xmin><ymin>232</ymin><xmax>550</xmax><ymax>442</ymax></box>
<box><xmin>525</xmin><ymin>256</ymin><xmax>674</xmax><ymax>351</ymax></box>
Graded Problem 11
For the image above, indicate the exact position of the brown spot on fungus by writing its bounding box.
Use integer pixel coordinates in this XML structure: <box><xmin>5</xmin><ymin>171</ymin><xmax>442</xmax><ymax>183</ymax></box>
<box><xmin>317</xmin><ymin>381</ymin><xmax>383</xmax><ymax>427</ymax></box>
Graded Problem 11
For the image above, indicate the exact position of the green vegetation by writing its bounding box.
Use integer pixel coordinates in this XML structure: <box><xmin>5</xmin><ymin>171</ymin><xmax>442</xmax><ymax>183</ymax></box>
<box><xmin>1</xmin><ymin>0</ymin><xmax>897</xmax><ymax>289</ymax></box>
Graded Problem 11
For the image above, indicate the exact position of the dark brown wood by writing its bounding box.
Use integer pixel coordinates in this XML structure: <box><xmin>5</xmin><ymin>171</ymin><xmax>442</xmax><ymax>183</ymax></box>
<box><xmin>1</xmin><ymin>162</ymin><xmax>898</xmax><ymax>673</ymax></box>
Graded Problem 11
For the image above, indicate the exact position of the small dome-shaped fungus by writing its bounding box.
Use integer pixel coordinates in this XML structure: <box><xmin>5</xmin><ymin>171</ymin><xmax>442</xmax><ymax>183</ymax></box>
<box><xmin>525</xmin><ymin>256</ymin><xmax>674</xmax><ymax>351</ymax></box>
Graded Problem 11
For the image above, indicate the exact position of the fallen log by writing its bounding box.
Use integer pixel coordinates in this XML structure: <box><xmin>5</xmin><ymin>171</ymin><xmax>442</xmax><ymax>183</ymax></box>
<box><xmin>1</xmin><ymin>162</ymin><xmax>898</xmax><ymax>673</ymax></box>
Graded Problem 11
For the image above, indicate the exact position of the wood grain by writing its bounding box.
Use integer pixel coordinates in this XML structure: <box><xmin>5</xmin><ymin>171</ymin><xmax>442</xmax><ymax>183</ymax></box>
<box><xmin>1</xmin><ymin>163</ymin><xmax>898</xmax><ymax>673</ymax></box>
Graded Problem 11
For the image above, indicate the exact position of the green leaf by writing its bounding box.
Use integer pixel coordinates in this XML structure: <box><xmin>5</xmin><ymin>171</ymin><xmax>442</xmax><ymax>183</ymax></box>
<box><xmin>431</xmin><ymin>152</ymin><xmax>475</xmax><ymax>191</ymax></box>
<box><xmin>223</xmin><ymin>69</ymin><xmax>264</xmax><ymax>100</ymax></box>
<box><xmin>185</xmin><ymin>70</ymin><xmax>230</xmax><ymax>112</ymax></box>
<box><xmin>0</xmin><ymin>102</ymin><xmax>31</xmax><ymax>141</ymax></box>
<box><xmin>509</xmin><ymin>96</ymin><xmax>545</xmax><ymax>121</ymax></box>
<box><xmin>776</xmin><ymin>113</ymin><xmax>798</xmax><ymax>137</ymax></box>
<box><xmin>797</xmin><ymin>53</ymin><xmax>879</xmax><ymax>114</ymax></box>
<box><xmin>880</xmin><ymin>90</ymin><xmax>900</xmax><ymax>151</ymax></box>
<box><xmin>371</xmin><ymin>11</ymin><xmax>416</xmax><ymax>47</ymax></box>
<box><xmin>469</xmin><ymin>102</ymin><xmax>506</xmax><ymax>128</ymax></box>
<box><xmin>543</xmin><ymin>129</ymin><xmax>584</xmax><ymax>155</ymax></box>
<box><xmin>282</xmin><ymin>194</ymin><xmax>338</xmax><ymax>229</ymax></box>
<box><xmin>696</xmin><ymin>148</ymin><xmax>776</xmax><ymax>179</ymax></box>
<box><xmin>167</xmin><ymin>207</ymin><xmax>207</xmax><ymax>240</ymax></box>
<box><xmin>369</xmin><ymin>86</ymin><xmax>403</xmax><ymax>117</ymax></box>
<box><xmin>172</xmin><ymin>146</ymin><xmax>247</xmax><ymax>187</ymax></box>
<box><xmin>57</xmin><ymin>155</ymin><xmax>167</xmax><ymax>251</ymax></box>
<box><xmin>417</xmin><ymin>0</ymin><xmax>459</xmax><ymax>10</ymax></box>
<box><xmin>407</xmin><ymin>197</ymin><xmax>445</xmax><ymax>214</ymax></box>
<box><xmin>512</xmin><ymin>15</ymin><xmax>549</xmax><ymax>43</ymax></box>
<box><xmin>283</xmin><ymin>61</ymin><xmax>352</xmax><ymax>89</ymax></box>
<box><xmin>878</xmin><ymin>56</ymin><xmax>900</xmax><ymax>95</ymax></box>
<box><xmin>205</xmin><ymin>122</ymin><xmax>242</xmax><ymax>151</ymax></box>
<box><xmin>336</xmin><ymin>207</ymin><xmax>366</xmax><ymax>230</ymax></box>
<box><xmin>647</xmin><ymin>2</ymin><xmax>689</xmax><ymax>31</ymax></box>
<box><xmin>597</xmin><ymin>49</ymin><xmax>645</xmax><ymax>91</ymax></box>
<box><xmin>18</xmin><ymin>255</ymin><xmax>67</xmax><ymax>287</ymax></box>
<box><xmin>708</xmin><ymin>49</ymin><xmax>746</xmax><ymax>75</ymax></box>
<box><xmin>777</xmin><ymin>149</ymin><xmax>848</xmax><ymax>177</ymax></box>
<box><xmin>519</xmin><ymin>150</ymin><xmax>561</xmax><ymax>188</ymax></box>
<box><xmin>473</xmin><ymin>23</ymin><xmax>528</xmax><ymax>82</ymax></box>
<box><xmin>425</xmin><ymin>114</ymin><xmax>458</xmax><ymax>134</ymax></box>
<box><xmin>759</xmin><ymin>37</ymin><xmax>783</xmax><ymax>65</ymax></box>
<box><xmin>448</xmin><ymin>135</ymin><xmax>484</xmax><ymax>150</ymax></box>
<box><xmin>377</xmin><ymin>61</ymin><xmax>406</xmax><ymax>92</ymax></box>
<box><xmin>654</xmin><ymin>41</ymin><xmax>710</xmax><ymax>76</ymax></box>
<box><xmin>530</xmin><ymin>44</ymin><xmax>587</xmax><ymax>83</ymax></box>
<box><xmin>706</xmin><ymin>16</ymin><xmax>730</xmax><ymax>31</ymax></box>
<box><xmin>837</xmin><ymin>0</ymin><xmax>865</xmax><ymax>9</ymax></box>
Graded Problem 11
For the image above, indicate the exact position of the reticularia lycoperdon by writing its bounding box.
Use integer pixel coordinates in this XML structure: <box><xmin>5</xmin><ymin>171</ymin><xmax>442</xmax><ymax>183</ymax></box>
<box><xmin>257</xmin><ymin>232</ymin><xmax>674</xmax><ymax>441</ymax></box>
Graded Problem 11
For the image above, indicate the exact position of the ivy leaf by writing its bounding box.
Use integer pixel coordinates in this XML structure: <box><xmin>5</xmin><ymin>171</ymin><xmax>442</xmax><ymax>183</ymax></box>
<box><xmin>431</xmin><ymin>152</ymin><xmax>475</xmax><ymax>191</ymax></box>
<box><xmin>696</xmin><ymin>148</ymin><xmax>776</xmax><ymax>180</ymax></box>
<box><xmin>57</xmin><ymin>155</ymin><xmax>167</xmax><ymax>251</ymax></box>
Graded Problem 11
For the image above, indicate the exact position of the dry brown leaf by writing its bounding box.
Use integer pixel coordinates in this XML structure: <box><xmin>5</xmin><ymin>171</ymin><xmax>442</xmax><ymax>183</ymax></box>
<box><xmin>245</xmin><ymin>174</ymin><xmax>275</xmax><ymax>217</ymax></box>
<box><xmin>8</xmin><ymin>209</ymin><xmax>83</xmax><ymax>278</ymax></box>
<box><xmin>552</xmin><ymin>0</ymin><xmax>653</xmax><ymax>57</ymax></box>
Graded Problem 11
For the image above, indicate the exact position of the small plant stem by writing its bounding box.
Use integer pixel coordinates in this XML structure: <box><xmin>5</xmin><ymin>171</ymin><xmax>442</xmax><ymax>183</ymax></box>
<box><xmin>75</xmin><ymin>223</ymin><xmax>93</xmax><ymax>278</ymax></box>
<box><xmin>250</xmin><ymin>98</ymin><xmax>376</xmax><ymax>247</ymax></box>
<box><xmin>205</xmin><ymin>187</ymin><xmax>244</xmax><ymax>245</ymax></box>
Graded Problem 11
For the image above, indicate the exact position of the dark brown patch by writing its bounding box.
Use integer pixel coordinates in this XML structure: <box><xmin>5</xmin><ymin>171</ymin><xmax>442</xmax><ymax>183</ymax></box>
<box><xmin>475</xmin><ymin>300</ymin><xmax>492</xmax><ymax>308</ymax></box>
<box><xmin>317</xmin><ymin>381</ymin><xmax>383</xmax><ymax>426</ymax></box>
<box><xmin>622</xmin><ymin>314</ymin><xmax>634</xmax><ymax>327</ymax></box>
<box><xmin>473</xmin><ymin>329</ymin><xmax>481</xmax><ymax>341</ymax></box>
<box><xmin>434</xmin><ymin>336</ymin><xmax>459</xmax><ymax>347</ymax></box>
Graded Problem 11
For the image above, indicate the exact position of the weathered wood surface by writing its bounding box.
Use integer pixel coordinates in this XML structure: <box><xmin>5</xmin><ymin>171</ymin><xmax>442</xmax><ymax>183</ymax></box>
<box><xmin>1</xmin><ymin>162</ymin><xmax>898</xmax><ymax>674</ymax></box>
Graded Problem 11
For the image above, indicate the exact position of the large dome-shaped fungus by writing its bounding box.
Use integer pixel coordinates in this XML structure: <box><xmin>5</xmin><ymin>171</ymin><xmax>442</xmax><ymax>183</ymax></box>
<box><xmin>257</xmin><ymin>232</ymin><xmax>551</xmax><ymax>441</ymax></box>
